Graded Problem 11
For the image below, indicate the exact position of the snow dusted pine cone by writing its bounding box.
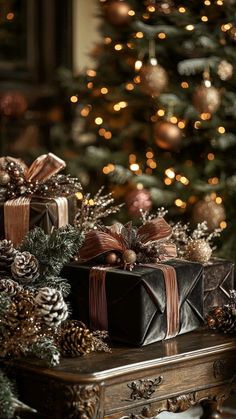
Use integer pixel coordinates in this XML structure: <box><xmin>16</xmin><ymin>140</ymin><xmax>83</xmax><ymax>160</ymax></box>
<box><xmin>0</xmin><ymin>239</ymin><xmax>17</xmax><ymax>271</ymax></box>
<box><xmin>59</xmin><ymin>320</ymin><xmax>95</xmax><ymax>357</ymax></box>
<box><xmin>0</xmin><ymin>278</ymin><xmax>23</xmax><ymax>296</ymax></box>
<box><xmin>35</xmin><ymin>287</ymin><xmax>68</xmax><ymax>328</ymax></box>
<box><xmin>11</xmin><ymin>252</ymin><xmax>39</xmax><ymax>284</ymax></box>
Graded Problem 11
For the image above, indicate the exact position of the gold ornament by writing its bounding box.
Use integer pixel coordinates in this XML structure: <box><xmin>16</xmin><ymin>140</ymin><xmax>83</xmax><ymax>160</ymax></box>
<box><xmin>139</xmin><ymin>62</ymin><xmax>168</xmax><ymax>97</ymax></box>
<box><xmin>192</xmin><ymin>197</ymin><xmax>226</xmax><ymax>231</ymax></box>
<box><xmin>185</xmin><ymin>239</ymin><xmax>212</xmax><ymax>264</ymax></box>
<box><xmin>105</xmin><ymin>252</ymin><xmax>118</xmax><ymax>265</ymax></box>
<box><xmin>217</xmin><ymin>60</ymin><xmax>233</xmax><ymax>81</ymax></box>
<box><xmin>122</xmin><ymin>249</ymin><xmax>137</xmax><ymax>264</ymax></box>
<box><xmin>104</xmin><ymin>1</ymin><xmax>132</xmax><ymax>26</ymax></box>
<box><xmin>192</xmin><ymin>83</ymin><xmax>220</xmax><ymax>114</ymax></box>
<box><xmin>125</xmin><ymin>188</ymin><xmax>152</xmax><ymax>217</ymax></box>
<box><xmin>154</xmin><ymin>121</ymin><xmax>182</xmax><ymax>150</ymax></box>
<box><xmin>0</xmin><ymin>171</ymin><xmax>10</xmax><ymax>186</ymax></box>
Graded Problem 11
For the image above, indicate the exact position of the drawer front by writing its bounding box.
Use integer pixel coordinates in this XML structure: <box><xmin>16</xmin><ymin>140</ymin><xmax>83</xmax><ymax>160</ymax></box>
<box><xmin>104</xmin><ymin>353</ymin><xmax>236</xmax><ymax>413</ymax></box>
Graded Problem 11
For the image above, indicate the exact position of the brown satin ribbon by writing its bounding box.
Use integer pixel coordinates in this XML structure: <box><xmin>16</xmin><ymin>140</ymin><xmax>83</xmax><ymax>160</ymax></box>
<box><xmin>88</xmin><ymin>263</ymin><xmax>180</xmax><ymax>338</ymax></box>
<box><xmin>4</xmin><ymin>196</ymin><xmax>69</xmax><ymax>246</ymax></box>
<box><xmin>26</xmin><ymin>153</ymin><xmax>66</xmax><ymax>183</ymax></box>
<box><xmin>89</xmin><ymin>267</ymin><xmax>109</xmax><ymax>330</ymax></box>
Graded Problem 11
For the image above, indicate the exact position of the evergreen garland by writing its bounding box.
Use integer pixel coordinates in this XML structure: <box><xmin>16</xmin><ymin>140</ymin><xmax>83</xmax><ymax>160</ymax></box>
<box><xmin>0</xmin><ymin>371</ymin><xmax>15</xmax><ymax>419</ymax></box>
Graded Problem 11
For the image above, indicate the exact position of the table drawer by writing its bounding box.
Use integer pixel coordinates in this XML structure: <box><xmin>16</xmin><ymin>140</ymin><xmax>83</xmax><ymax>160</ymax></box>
<box><xmin>104</xmin><ymin>353</ymin><xmax>235</xmax><ymax>413</ymax></box>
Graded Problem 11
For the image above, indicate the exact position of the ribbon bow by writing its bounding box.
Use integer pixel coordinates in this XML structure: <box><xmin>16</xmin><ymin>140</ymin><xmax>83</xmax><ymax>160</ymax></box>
<box><xmin>79</xmin><ymin>217</ymin><xmax>177</xmax><ymax>269</ymax></box>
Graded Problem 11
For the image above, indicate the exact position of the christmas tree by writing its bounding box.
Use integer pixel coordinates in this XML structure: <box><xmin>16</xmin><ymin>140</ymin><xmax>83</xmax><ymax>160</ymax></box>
<box><xmin>57</xmin><ymin>0</ymin><xmax>236</xmax><ymax>260</ymax></box>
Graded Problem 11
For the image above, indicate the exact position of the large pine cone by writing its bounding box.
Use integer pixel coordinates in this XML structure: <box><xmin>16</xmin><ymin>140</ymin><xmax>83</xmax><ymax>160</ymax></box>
<box><xmin>35</xmin><ymin>287</ymin><xmax>68</xmax><ymax>328</ymax></box>
<box><xmin>59</xmin><ymin>320</ymin><xmax>94</xmax><ymax>357</ymax></box>
<box><xmin>0</xmin><ymin>278</ymin><xmax>23</xmax><ymax>296</ymax></box>
<box><xmin>11</xmin><ymin>251</ymin><xmax>39</xmax><ymax>284</ymax></box>
<box><xmin>5</xmin><ymin>290</ymin><xmax>35</xmax><ymax>328</ymax></box>
<box><xmin>0</xmin><ymin>239</ymin><xmax>17</xmax><ymax>270</ymax></box>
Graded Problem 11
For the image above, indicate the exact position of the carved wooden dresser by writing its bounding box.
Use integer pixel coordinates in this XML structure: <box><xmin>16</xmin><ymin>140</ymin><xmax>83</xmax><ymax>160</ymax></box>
<box><xmin>6</xmin><ymin>330</ymin><xmax>236</xmax><ymax>419</ymax></box>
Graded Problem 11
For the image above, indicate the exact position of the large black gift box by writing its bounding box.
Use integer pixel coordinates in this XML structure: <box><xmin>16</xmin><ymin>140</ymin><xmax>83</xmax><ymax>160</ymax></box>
<box><xmin>203</xmin><ymin>257</ymin><xmax>234</xmax><ymax>315</ymax></box>
<box><xmin>62</xmin><ymin>260</ymin><xmax>204</xmax><ymax>346</ymax></box>
<box><xmin>0</xmin><ymin>195</ymin><xmax>77</xmax><ymax>239</ymax></box>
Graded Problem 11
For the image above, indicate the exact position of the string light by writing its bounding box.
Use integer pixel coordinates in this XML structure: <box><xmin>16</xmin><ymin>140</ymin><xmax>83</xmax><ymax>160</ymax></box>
<box><xmin>200</xmin><ymin>112</ymin><xmax>211</xmax><ymax>120</ymax></box>
<box><xmin>178</xmin><ymin>121</ymin><xmax>186</xmax><ymax>129</ymax></box>
<box><xmin>126</xmin><ymin>83</ymin><xmax>134</xmax><ymax>91</ymax></box>
<box><xmin>80</xmin><ymin>106</ymin><xmax>91</xmax><ymax>117</ymax></box>
<box><xmin>137</xmin><ymin>183</ymin><xmax>143</xmax><ymax>190</ymax></box>
<box><xmin>104</xmin><ymin>37</ymin><xmax>112</xmax><ymax>44</ymax></box>
<box><xmin>147</xmin><ymin>5</ymin><xmax>156</xmax><ymax>12</ymax></box>
<box><xmin>76</xmin><ymin>192</ymin><xmax>83</xmax><ymax>200</ymax></box>
<box><xmin>130</xmin><ymin>163</ymin><xmax>140</xmax><ymax>171</ymax></box>
<box><xmin>128</xmin><ymin>9</ymin><xmax>135</xmax><ymax>16</ymax></box>
<box><xmin>165</xmin><ymin>168</ymin><xmax>175</xmax><ymax>179</ymax></box>
<box><xmin>221</xmin><ymin>23</ymin><xmax>232</xmax><ymax>32</ymax></box>
<box><xmin>6</xmin><ymin>12</ymin><xmax>14</xmax><ymax>20</ymax></box>
<box><xmin>70</xmin><ymin>95</ymin><xmax>78</xmax><ymax>103</ymax></box>
<box><xmin>170</xmin><ymin>116</ymin><xmax>178</xmax><ymax>124</ymax></box>
<box><xmin>135</xmin><ymin>32</ymin><xmax>144</xmax><ymax>38</ymax></box>
<box><xmin>103</xmin><ymin>164</ymin><xmax>115</xmax><ymax>175</ymax></box>
<box><xmin>208</xmin><ymin>177</ymin><xmax>219</xmax><ymax>185</ymax></box>
<box><xmin>129</xmin><ymin>154</ymin><xmax>136</xmax><ymax>163</ymax></box>
<box><xmin>101</xmin><ymin>87</ymin><xmax>108</xmax><ymax>94</ymax></box>
<box><xmin>127</xmin><ymin>42</ymin><xmax>134</xmax><ymax>49</ymax></box>
<box><xmin>178</xmin><ymin>6</ymin><xmax>186</xmax><ymax>13</ymax></box>
<box><xmin>114</xmin><ymin>44</ymin><xmax>123</xmax><ymax>51</ymax></box>
<box><xmin>194</xmin><ymin>121</ymin><xmax>201</xmax><ymax>129</ymax></box>
<box><xmin>220</xmin><ymin>221</ymin><xmax>227</xmax><ymax>229</ymax></box>
<box><xmin>146</xmin><ymin>151</ymin><xmax>154</xmax><ymax>158</ymax></box>
<box><xmin>216</xmin><ymin>196</ymin><xmax>223</xmax><ymax>204</ymax></box>
<box><xmin>207</xmin><ymin>153</ymin><xmax>215</xmax><ymax>160</ymax></box>
<box><xmin>158</xmin><ymin>33</ymin><xmax>166</xmax><ymax>39</ymax></box>
<box><xmin>134</xmin><ymin>75</ymin><xmax>141</xmax><ymax>84</ymax></box>
<box><xmin>87</xmin><ymin>69</ymin><xmax>96</xmax><ymax>77</ymax></box>
<box><xmin>157</xmin><ymin>109</ymin><xmax>165</xmax><ymax>116</ymax></box>
<box><xmin>175</xmin><ymin>198</ymin><xmax>184</xmax><ymax>207</ymax></box>
<box><xmin>216</xmin><ymin>0</ymin><xmax>223</xmax><ymax>5</ymax></box>
<box><xmin>180</xmin><ymin>176</ymin><xmax>189</xmax><ymax>185</ymax></box>
<box><xmin>164</xmin><ymin>178</ymin><xmax>172</xmax><ymax>185</ymax></box>
<box><xmin>204</xmin><ymin>0</ymin><xmax>211</xmax><ymax>5</ymax></box>
<box><xmin>104</xmin><ymin>131</ymin><xmax>112</xmax><ymax>139</ymax></box>
<box><xmin>87</xmin><ymin>82</ymin><xmax>93</xmax><ymax>89</ymax></box>
<box><xmin>201</xmin><ymin>16</ymin><xmax>208</xmax><ymax>22</ymax></box>
<box><xmin>218</xmin><ymin>126</ymin><xmax>225</xmax><ymax>134</ymax></box>
<box><xmin>95</xmin><ymin>117</ymin><xmax>103</xmax><ymax>125</ymax></box>
<box><xmin>99</xmin><ymin>128</ymin><xmax>106</xmax><ymax>136</ymax></box>
<box><xmin>186</xmin><ymin>25</ymin><xmax>194</xmax><ymax>31</ymax></box>
<box><xmin>181</xmin><ymin>81</ymin><xmax>189</xmax><ymax>89</ymax></box>
<box><xmin>135</xmin><ymin>60</ymin><xmax>143</xmax><ymax>71</ymax></box>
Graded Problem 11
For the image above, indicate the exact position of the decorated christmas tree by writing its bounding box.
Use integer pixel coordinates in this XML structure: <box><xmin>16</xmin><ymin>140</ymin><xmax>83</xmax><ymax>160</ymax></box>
<box><xmin>56</xmin><ymin>0</ymin><xmax>236</xmax><ymax>260</ymax></box>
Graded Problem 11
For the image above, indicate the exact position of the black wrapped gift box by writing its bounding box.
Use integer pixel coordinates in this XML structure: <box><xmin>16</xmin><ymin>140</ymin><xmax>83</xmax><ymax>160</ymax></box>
<box><xmin>203</xmin><ymin>257</ymin><xmax>234</xmax><ymax>315</ymax></box>
<box><xmin>62</xmin><ymin>259</ymin><xmax>204</xmax><ymax>346</ymax></box>
<box><xmin>0</xmin><ymin>194</ymin><xmax>77</xmax><ymax>240</ymax></box>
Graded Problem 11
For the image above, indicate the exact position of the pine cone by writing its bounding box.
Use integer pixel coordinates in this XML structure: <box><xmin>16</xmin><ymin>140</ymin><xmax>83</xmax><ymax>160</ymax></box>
<box><xmin>59</xmin><ymin>320</ymin><xmax>95</xmax><ymax>357</ymax></box>
<box><xmin>0</xmin><ymin>239</ymin><xmax>17</xmax><ymax>271</ymax></box>
<box><xmin>0</xmin><ymin>278</ymin><xmax>23</xmax><ymax>296</ymax></box>
<box><xmin>11</xmin><ymin>251</ymin><xmax>39</xmax><ymax>284</ymax></box>
<box><xmin>35</xmin><ymin>287</ymin><xmax>68</xmax><ymax>328</ymax></box>
<box><xmin>207</xmin><ymin>306</ymin><xmax>236</xmax><ymax>334</ymax></box>
<box><xmin>5</xmin><ymin>290</ymin><xmax>35</xmax><ymax>328</ymax></box>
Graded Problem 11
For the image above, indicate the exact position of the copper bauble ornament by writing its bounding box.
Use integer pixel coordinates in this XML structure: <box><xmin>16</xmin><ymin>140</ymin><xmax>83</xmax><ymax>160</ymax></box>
<box><xmin>192</xmin><ymin>83</ymin><xmax>220</xmax><ymax>114</ymax></box>
<box><xmin>154</xmin><ymin>121</ymin><xmax>182</xmax><ymax>150</ymax></box>
<box><xmin>125</xmin><ymin>188</ymin><xmax>152</xmax><ymax>217</ymax></box>
<box><xmin>192</xmin><ymin>197</ymin><xmax>226</xmax><ymax>231</ymax></box>
<box><xmin>140</xmin><ymin>62</ymin><xmax>168</xmax><ymax>97</ymax></box>
<box><xmin>122</xmin><ymin>249</ymin><xmax>137</xmax><ymax>264</ymax></box>
<box><xmin>0</xmin><ymin>91</ymin><xmax>27</xmax><ymax>118</ymax></box>
<box><xmin>104</xmin><ymin>1</ymin><xmax>132</xmax><ymax>26</ymax></box>
<box><xmin>105</xmin><ymin>252</ymin><xmax>118</xmax><ymax>265</ymax></box>
<box><xmin>0</xmin><ymin>171</ymin><xmax>10</xmax><ymax>186</ymax></box>
<box><xmin>185</xmin><ymin>239</ymin><xmax>212</xmax><ymax>264</ymax></box>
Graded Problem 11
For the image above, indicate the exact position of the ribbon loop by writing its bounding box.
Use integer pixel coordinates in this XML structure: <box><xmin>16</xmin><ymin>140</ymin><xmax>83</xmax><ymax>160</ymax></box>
<box><xmin>26</xmin><ymin>153</ymin><xmax>66</xmax><ymax>183</ymax></box>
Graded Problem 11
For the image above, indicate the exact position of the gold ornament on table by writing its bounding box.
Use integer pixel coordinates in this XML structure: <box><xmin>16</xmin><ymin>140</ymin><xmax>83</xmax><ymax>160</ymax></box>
<box><xmin>192</xmin><ymin>196</ymin><xmax>226</xmax><ymax>231</ymax></box>
<box><xmin>104</xmin><ymin>0</ymin><xmax>132</xmax><ymax>26</ymax></box>
<box><xmin>140</xmin><ymin>59</ymin><xmax>168</xmax><ymax>97</ymax></box>
<box><xmin>125</xmin><ymin>187</ymin><xmax>152</xmax><ymax>217</ymax></box>
<box><xmin>192</xmin><ymin>70</ymin><xmax>220</xmax><ymax>114</ymax></box>
<box><xmin>172</xmin><ymin>220</ymin><xmax>221</xmax><ymax>264</ymax></box>
<box><xmin>154</xmin><ymin>120</ymin><xmax>182</xmax><ymax>150</ymax></box>
<box><xmin>217</xmin><ymin>60</ymin><xmax>233</xmax><ymax>81</ymax></box>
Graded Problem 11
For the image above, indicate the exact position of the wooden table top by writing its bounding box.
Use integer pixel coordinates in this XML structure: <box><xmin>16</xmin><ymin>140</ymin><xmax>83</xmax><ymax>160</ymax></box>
<box><xmin>11</xmin><ymin>329</ymin><xmax>236</xmax><ymax>383</ymax></box>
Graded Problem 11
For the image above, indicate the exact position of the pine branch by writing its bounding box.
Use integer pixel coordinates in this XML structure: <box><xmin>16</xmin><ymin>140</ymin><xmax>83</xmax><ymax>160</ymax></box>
<box><xmin>28</xmin><ymin>337</ymin><xmax>60</xmax><ymax>367</ymax></box>
<box><xmin>0</xmin><ymin>371</ymin><xmax>15</xmax><ymax>419</ymax></box>
<box><xmin>178</xmin><ymin>56</ymin><xmax>219</xmax><ymax>75</ymax></box>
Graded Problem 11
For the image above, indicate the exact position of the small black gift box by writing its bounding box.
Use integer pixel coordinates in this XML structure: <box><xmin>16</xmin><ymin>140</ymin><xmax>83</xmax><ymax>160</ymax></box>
<box><xmin>203</xmin><ymin>257</ymin><xmax>234</xmax><ymax>315</ymax></box>
<box><xmin>62</xmin><ymin>259</ymin><xmax>204</xmax><ymax>346</ymax></box>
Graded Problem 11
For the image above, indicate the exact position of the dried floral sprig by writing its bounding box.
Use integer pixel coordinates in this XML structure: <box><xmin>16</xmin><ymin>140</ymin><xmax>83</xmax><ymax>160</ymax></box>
<box><xmin>75</xmin><ymin>186</ymin><xmax>122</xmax><ymax>233</ymax></box>
<box><xmin>140</xmin><ymin>207</ymin><xmax>168</xmax><ymax>224</ymax></box>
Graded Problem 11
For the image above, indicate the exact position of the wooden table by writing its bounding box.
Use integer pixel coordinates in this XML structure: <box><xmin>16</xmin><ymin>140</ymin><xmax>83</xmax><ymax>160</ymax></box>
<box><xmin>7</xmin><ymin>330</ymin><xmax>236</xmax><ymax>419</ymax></box>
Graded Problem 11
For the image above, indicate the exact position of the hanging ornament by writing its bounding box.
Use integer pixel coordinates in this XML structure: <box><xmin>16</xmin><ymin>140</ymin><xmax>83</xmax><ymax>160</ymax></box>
<box><xmin>192</xmin><ymin>196</ymin><xmax>226</xmax><ymax>231</ymax></box>
<box><xmin>154</xmin><ymin>121</ymin><xmax>182</xmax><ymax>150</ymax></box>
<box><xmin>125</xmin><ymin>188</ymin><xmax>152</xmax><ymax>217</ymax></box>
<box><xmin>104</xmin><ymin>1</ymin><xmax>132</xmax><ymax>26</ymax></box>
<box><xmin>185</xmin><ymin>239</ymin><xmax>212</xmax><ymax>264</ymax></box>
<box><xmin>0</xmin><ymin>91</ymin><xmax>27</xmax><ymax>118</ymax></box>
<box><xmin>192</xmin><ymin>70</ymin><xmax>220</xmax><ymax>114</ymax></box>
<box><xmin>217</xmin><ymin>60</ymin><xmax>233</xmax><ymax>81</ymax></box>
<box><xmin>139</xmin><ymin>40</ymin><xmax>168</xmax><ymax>97</ymax></box>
